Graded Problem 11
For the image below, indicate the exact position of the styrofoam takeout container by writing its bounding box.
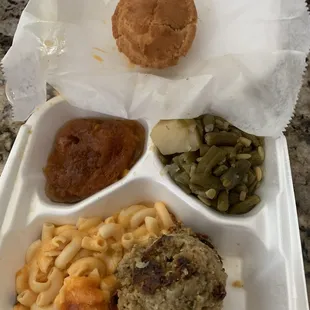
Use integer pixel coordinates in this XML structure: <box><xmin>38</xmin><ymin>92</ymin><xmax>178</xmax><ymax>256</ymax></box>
<box><xmin>0</xmin><ymin>96</ymin><xmax>307</xmax><ymax>309</ymax></box>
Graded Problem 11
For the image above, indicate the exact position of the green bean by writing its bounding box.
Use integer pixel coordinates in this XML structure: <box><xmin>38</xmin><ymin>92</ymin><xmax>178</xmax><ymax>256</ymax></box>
<box><xmin>175</xmin><ymin>182</ymin><xmax>191</xmax><ymax>195</ymax></box>
<box><xmin>229</xmin><ymin>195</ymin><xmax>261</xmax><ymax>214</ymax></box>
<box><xmin>205</xmin><ymin>132</ymin><xmax>238</xmax><ymax>146</ymax></box>
<box><xmin>239</xmin><ymin>191</ymin><xmax>247</xmax><ymax>201</ymax></box>
<box><xmin>197</xmin><ymin>195</ymin><xmax>213</xmax><ymax>207</ymax></box>
<box><xmin>234</xmin><ymin>184</ymin><xmax>248</xmax><ymax>193</ymax></box>
<box><xmin>189</xmin><ymin>184</ymin><xmax>208</xmax><ymax>197</ymax></box>
<box><xmin>238</xmin><ymin>137</ymin><xmax>252</xmax><ymax>147</ymax></box>
<box><xmin>220</xmin><ymin>147</ymin><xmax>236</xmax><ymax>158</ymax></box>
<box><xmin>242</xmin><ymin>173</ymin><xmax>248</xmax><ymax>184</ymax></box>
<box><xmin>195</xmin><ymin>119</ymin><xmax>204</xmax><ymax>138</ymax></box>
<box><xmin>241</xmin><ymin>132</ymin><xmax>261</xmax><ymax>147</ymax></box>
<box><xmin>254</xmin><ymin>166</ymin><xmax>263</xmax><ymax>182</ymax></box>
<box><xmin>174</xmin><ymin>171</ymin><xmax>190</xmax><ymax>186</ymax></box>
<box><xmin>158</xmin><ymin>152</ymin><xmax>171</xmax><ymax>165</ymax></box>
<box><xmin>213</xmin><ymin>165</ymin><xmax>229</xmax><ymax>177</ymax></box>
<box><xmin>196</xmin><ymin>146</ymin><xmax>227</xmax><ymax>174</ymax></box>
<box><xmin>179</xmin><ymin>152</ymin><xmax>198</xmax><ymax>164</ymax></box>
<box><xmin>258</xmin><ymin>146</ymin><xmax>265</xmax><ymax>161</ymax></box>
<box><xmin>202</xmin><ymin>115</ymin><xmax>215</xmax><ymax>132</ymax></box>
<box><xmin>229</xmin><ymin>192</ymin><xmax>240</xmax><ymax>205</ymax></box>
<box><xmin>247</xmin><ymin>169</ymin><xmax>256</xmax><ymax>186</ymax></box>
<box><xmin>181</xmin><ymin>163</ymin><xmax>192</xmax><ymax>175</ymax></box>
<box><xmin>199</xmin><ymin>145</ymin><xmax>210</xmax><ymax>157</ymax></box>
<box><xmin>230</xmin><ymin>127</ymin><xmax>243</xmax><ymax>137</ymax></box>
<box><xmin>217</xmin><ymin>191</ymin><xmax>229</xmax><ymax>212</ymax></box>
<box><xmin>189</xmin><ymin>163</ymin><xmax>197</xmax><ymax>178</ymax></box>
<box><xmin>236</xmin><ymin>154</ymin><xmax>251</xmax><ymax>160</ymax></box>
<box><xmin>191</xmin><ymin>172</ymin><xmax>222</xmax><ymax>191</ymax></box>
<box><xmin>206</xmin><ymin>189</ymin><xmax>217</xmax><ymax>199</ymax></box>
<box><xmin>166</xmin><ymin>163</ymin><xmax>180</xmax><ymax>177</ymax></box>
<box><xmin>249</xmin><ymin>151</ymin><xmax>264</xmax><ymax>166</ymax></box>
<box><xmin>172</xmin><ymin>156</ymin><xmax>181</xmax><ymax>167</ymax></box>
<box><xmin>258</xmin><ymin>137</ymin><xmax>265</xmax><ymax>146</ymax></box>
<box><xmin>220</xmin><ymin>159</ymin><xmax>251</xmax><ymax>189</ymax></box>
<box><xmin>248</xmin><ymin>180</ymin><xmax>258</xmax><ymax>194</ymax></box>
<box><xmin>215</xmin><ymin>118</ymin><xmax>229</xmax><ymax>130</ymax></box>
<box><xmin>242</xmin><ymin>146</ymin><xmax>253</xmax><ymax>153</ymax></box>
<box><xmin>234</xmin><ymin>143</ymin><xmax>244</xmax><ymax>153</ymax></box>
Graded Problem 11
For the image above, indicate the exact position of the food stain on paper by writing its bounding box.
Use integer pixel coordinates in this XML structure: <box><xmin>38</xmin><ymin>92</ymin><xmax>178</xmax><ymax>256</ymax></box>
<box><xmin>93</xmin><ymin>54</ymin><xmax>103</xmax><ymax>62</ymax></box>
<box><xmin>232</xmin><ymin>280</ymin><xmax>244</xmax><ymax>288</ymax></box>
<box><xmin>93</xmin><ymin>47</ymin><xmax>106</xmax><ymax>53</ymax></box>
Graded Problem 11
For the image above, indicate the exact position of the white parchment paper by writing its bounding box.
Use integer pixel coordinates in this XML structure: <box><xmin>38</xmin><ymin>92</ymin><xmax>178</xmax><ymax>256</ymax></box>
<box><xmin>2</xmin><ymin>0</ymin><xmax>310</xmax><ymax>136</ymax></box>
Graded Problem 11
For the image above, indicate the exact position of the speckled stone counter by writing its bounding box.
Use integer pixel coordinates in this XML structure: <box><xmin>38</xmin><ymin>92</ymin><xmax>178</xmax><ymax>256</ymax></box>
<box><xmin>1</xmin><ymin>0</ymin><xmax>310</xmax><ymax>301</ymax></box>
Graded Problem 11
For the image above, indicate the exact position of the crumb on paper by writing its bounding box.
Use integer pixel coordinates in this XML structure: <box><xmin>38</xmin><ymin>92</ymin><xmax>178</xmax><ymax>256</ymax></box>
<box><xmin>232</xmin><ymin>280</ymin><xmax>244</xmax><ymax>288</ymax></box>
<box><xmin>93</xmin><ymin>55</ymin><xmax>103</xmax><ymax>62</ymax></box>
<box><xmin>93</xmin><ymin>47</ymin><xmax>106</xmax><ymax>53</ymax></box>
<box><xmin>44</xmin><ymin>40</ymin><xmax>54</xmax><ymax>47</ymax></box>
<box><xmin>28</xmin><ymin>129</ymin><xmax>32</xmax><ymax>134</ymax></box>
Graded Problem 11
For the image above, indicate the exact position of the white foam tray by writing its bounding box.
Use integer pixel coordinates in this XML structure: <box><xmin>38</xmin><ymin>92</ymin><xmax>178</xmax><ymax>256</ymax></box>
<box><xmin>0</xmin><ymin>96</ymin><xmax>308</xmax><ymax>310</ymax></box>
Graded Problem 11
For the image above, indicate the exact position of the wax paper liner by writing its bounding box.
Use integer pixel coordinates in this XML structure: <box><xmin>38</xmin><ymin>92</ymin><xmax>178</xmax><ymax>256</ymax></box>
<box><xmin>2</xmin><ymin>0</ymin><xmax>310</xmax><ymax>136</ymax></box>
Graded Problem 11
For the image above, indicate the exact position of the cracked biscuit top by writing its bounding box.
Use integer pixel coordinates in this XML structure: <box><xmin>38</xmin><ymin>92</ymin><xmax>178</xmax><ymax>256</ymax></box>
<box><xmin>112</xmin><ymin>0</ymin><xmax>198</xmax><ymax>69</ymax></box>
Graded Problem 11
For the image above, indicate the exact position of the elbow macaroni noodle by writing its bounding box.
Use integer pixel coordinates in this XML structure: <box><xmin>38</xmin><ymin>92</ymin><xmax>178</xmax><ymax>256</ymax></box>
<box><xmin>14</xmin><ymin>202</ymin><xmax>175</xmax><ymax>309</ymax></box>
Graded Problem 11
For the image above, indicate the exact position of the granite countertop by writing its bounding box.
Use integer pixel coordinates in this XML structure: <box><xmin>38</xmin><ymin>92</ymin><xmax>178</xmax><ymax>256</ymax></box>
<box><xmin>1</xmin><ymin>0</ymin><xmax>310</xmax><ymax>302</ymax></box>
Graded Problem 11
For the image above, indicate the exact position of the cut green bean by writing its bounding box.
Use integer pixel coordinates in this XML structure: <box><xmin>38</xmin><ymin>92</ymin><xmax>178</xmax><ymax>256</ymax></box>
<box><xmin>234</xmin><ymin>184</ymin><xmax>248</xmax><ymax>193</ymax></box>
<box><xmin>175</xmin><ymin>182</ymin><xmax>191</xmax><ymax>195</ymax></box>
<box><xmin>234</xmin><ymin>143</ymin><xmax>244</xmax><ymax>153</ymax></box>
<box><xmin>166</xmin><ymin>163</ymin><xmax>180</xmax><ymax>177</ymax></box>
<box><xmin>236</xmin><ymin>153</ymin><xmax>252</xmax><ymax>160</ymax></box>
<box><xmin>203</xmin><ymin>115</ymin><xmax>215</xmax><ymax>132</ymax></box>
<box><xmin>213</xmin><ymin>165</ymin><xmax>229</xmax><ymax>177</ymax></box>
<box><xmin>239</xmin><ymin>191</ymin><xmax>247</xmax><ymax>201</ymax></box>
<box><xmin>189</xmin><ymin>163</ymin><xmax>197</xmax><ymax>178</ymax></box>
<box><xmin>206</xmin><ymin>188</ymin><xmax>217</xmax><ymax>199</ymax></box>
<box><xmin>220</xmin><ymin>159</ymin><xmax>251</xmax><ymax>189</ymax></box>
<box><xmin>229</xmin><ymin>192</ymin><xmax>240</xmax><ymax>205</ymax></box>
<box><xmin>248</xmin><ymin>180</ymin><xmax>258</xmax><ymax>194</ymax></box>
<box><xmin>179</xmin><ymin>152</ymin><xmax>198</xmax><ymax>164</ymax></box>
<box><xmin>258</xmin><ymin>146</ymin><xmax>265</xmax><ymax>161</ymax></box>
<box><xmin>174</xmin><ymin>171</ymin><xmax>190</xmax><ymax>186</ymax></box>
<box><xmin>241</xmin><ymin>132</ymin><xmax>261</xmax><ymax>147</ymax></box>
<box><xmin>196</xmin><ymin>146</ymin><xmax>227</xmax><ymax>174</ymax></box>
<box><xmin>205</xmin><ymin>132</ymin><xmax>238</xmax><ymax>146</ymax></box>
<box><xmin>191</xmin><ymin>172</ymin><xmax>222</xmax><ymax>191</ymax></box>
<box><xmin>249</xmin><ymin>151</ymin><xmax>264</xmax><ymax>166</ymax></box>
<box><xmin>247</xmin><ymin>169</ymin><xmax>256</xmax><ymax>186</ymax></box>
<box><xmin>199</xmin><ymin>145</ymin><xmax>210</xmax><ymax>157</ymax></box>
<box><xmin>238</xmin><ymin>137</ymin><xmax>252</xmax><ymax>147</ymax></box>
<box><xmin>181</xmin><ymin>163</ymin><xmax>192</xmax><ymax>175</ymax></box>
<box><xmin>220</xmin><ymin>146</ymin><xmax>236</xmax><ymax>158</ymax></box>
<box><xmin>157</xmin><ymin>114</ymin><xmax>265</xmax><ymax>215</ymax></box>
<box><xmin>217</xmin><ymin>191</ymin><xmax>229</xmax><ymax>212</ymax></box>
<box><xmin>215</xmin><ymin>118</ymin><xmax>229</xmax><ymax>130</ymax></box>
<box><xmin>229</xmin><ymin>195</ymin><xmax>261</xmax><ymax>214</ymax></box>
<box><xmin>230</xmin><ymin>127</ymin><xmax>243</xmax><ymax>137</ymax></box>
<box><xmin>254</xmin><ymin>166</ymin><xmax>263</xmax><ymax>182</ymax></box>
<box><xmin>195</xmin><ymin>119</ymin><xmax>204</xmax><ymax>138</ymax></box>
<box><xmin>190</xmin><ymin>184</ymin><xmax>208</xmax><ymax>197</ymax></box>
<box><xmin>197</xmin><ymin>195</ymin><xmax>213</xmax><ymax>207</ymax></box>
<box><xmin>258</xmin><ymin>137</ymin><xmax>265</xmax><ymax>146</ymax></box>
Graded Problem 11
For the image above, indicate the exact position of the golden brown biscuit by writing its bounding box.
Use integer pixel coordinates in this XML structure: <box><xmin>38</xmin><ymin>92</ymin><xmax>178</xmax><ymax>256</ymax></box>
<box><xmin>112</xmin><ymin>0</ymin><xmax>198</xmax><ymax>69</ymax></box>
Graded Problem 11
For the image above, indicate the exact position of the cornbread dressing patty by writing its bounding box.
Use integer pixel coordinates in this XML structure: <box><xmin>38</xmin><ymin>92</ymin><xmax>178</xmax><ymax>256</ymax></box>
<box><xmin>112</xmin><ymin>0</ymin><xmax>198</xmax><ymax>69</ymax></box>
<box><xmin>116</xmin><ymin>228</ymin><xmax>227</xmax><ymax>310</ymax></box>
